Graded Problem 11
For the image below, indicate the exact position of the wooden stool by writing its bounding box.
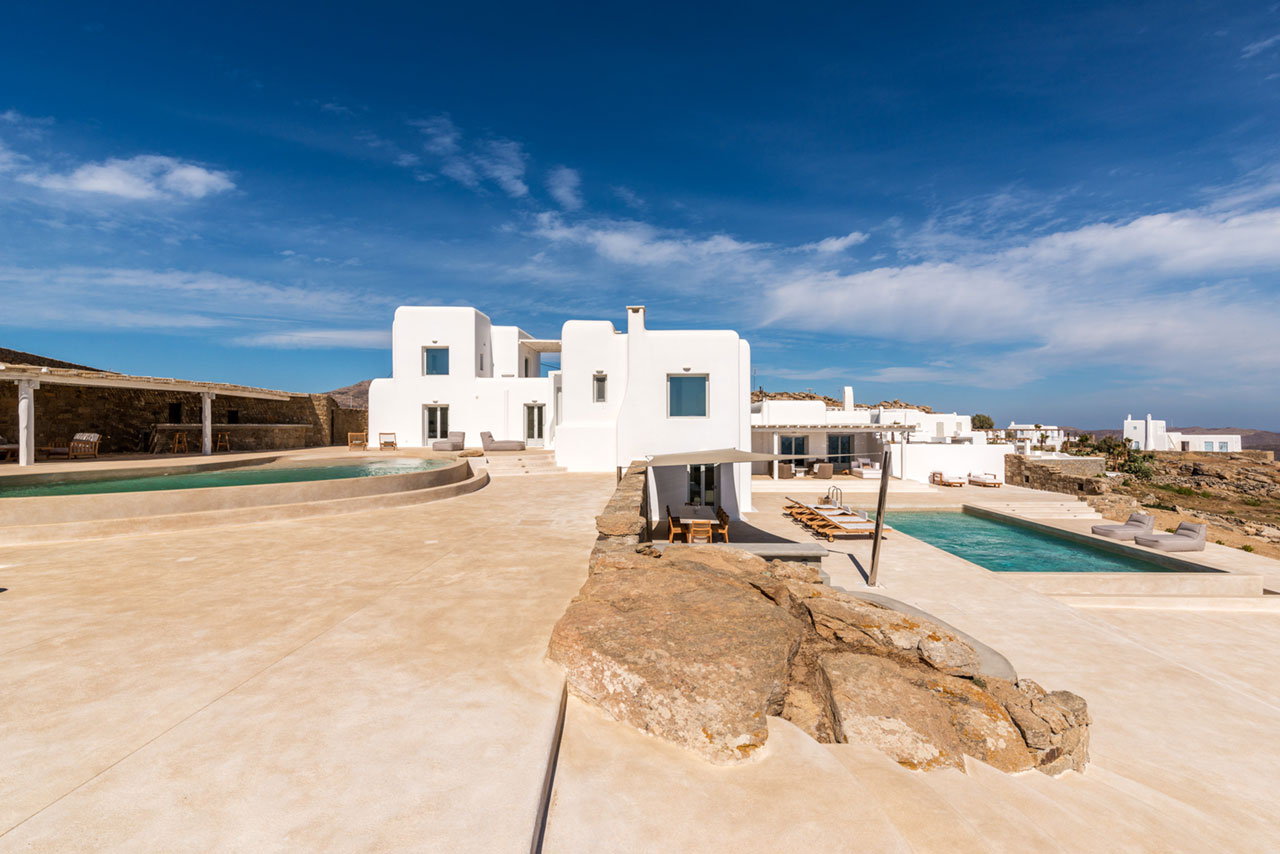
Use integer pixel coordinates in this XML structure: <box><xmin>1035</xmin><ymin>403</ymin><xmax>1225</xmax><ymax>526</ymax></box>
<box><xmin>215</xmin><ymin>432</ymin><xmax>231</xmax><ymax>452</ymax></box>
<box><xmin>171</xmin><ymin>432</ymin><xmax>190</xmax><ymax>454</ymax></box>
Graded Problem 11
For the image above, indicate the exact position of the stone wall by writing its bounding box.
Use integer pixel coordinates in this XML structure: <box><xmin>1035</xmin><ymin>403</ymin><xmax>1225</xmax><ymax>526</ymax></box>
<box><xmin>1005</xmin><ymin>455</ymin><xmax>1108</xmax><ymax>497</ymax></box>
<box><xmin>589</xmin><ymin>462</ymin><xmax>650</xmax><ymax>568</ymax></box>
<box><xmin>0</xmin><ymin>382</ymin><xmax>369</xmax><ymax>454</ymax></box>
<box><xmin>151</xmin><ymin>424</ymin><xmax>313</xmax><ymax>453</ymax></box>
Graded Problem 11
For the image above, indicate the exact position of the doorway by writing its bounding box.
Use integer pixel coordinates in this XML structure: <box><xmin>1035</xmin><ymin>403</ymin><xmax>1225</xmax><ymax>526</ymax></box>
<box><xmin>524</xmin><ymin>404</ymin><xmax>545</xmax><ymax>447</ymax></box>
<box><xmin>423</xmin><ymin>405</ymin><xmax>449</xmax><ymax>444</ymax></box>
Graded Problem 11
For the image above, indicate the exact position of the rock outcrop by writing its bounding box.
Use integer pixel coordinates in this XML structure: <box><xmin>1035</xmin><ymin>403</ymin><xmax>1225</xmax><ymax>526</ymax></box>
<box><xmin>550</xmin><ymin>469</ymin><xmax>1091</xmax><ymax>774</ymax></box>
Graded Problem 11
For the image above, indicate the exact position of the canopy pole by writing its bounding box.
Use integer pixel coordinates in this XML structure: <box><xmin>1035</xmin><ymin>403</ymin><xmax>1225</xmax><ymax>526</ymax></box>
<box><xmin>868</xmin><ymin>446</ymin><xmax>891</xmax><ymax>587</ymax></box>
<box><xmin>201</xmin><ymin>392</ymin><xmax>215</xmax><ymax>455</ymax></box>
<box><xmin>17</xmin><ymin>379</ymin><xmax>38</xmax><ymax>467</ymax></box>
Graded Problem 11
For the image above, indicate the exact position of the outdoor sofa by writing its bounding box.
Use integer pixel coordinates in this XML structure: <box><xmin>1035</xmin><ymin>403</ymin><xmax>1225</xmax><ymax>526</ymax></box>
<box><xmin>1134</xmin><ymin>522</ymin><xmax>1207</xmax><ymax>552</ymax></box>
<box><xmin>480</xmin><ymin>431</ymin><xmax>526</xmax><ymax>452</ymax></box>
<box><xmin>431</xmin><ymin>431</ymin><xmax>465</xmax><ymax>451</ymax></box>
<box><xmin>1091</xmin><ymin>513</ymin><xmax>1155</xmax><ymax>541</ymax></box>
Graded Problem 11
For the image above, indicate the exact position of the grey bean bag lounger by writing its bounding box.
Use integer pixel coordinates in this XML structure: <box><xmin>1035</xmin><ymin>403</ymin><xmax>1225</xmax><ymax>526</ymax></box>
<box><xmin>481</xmin><ymin>431</ymin><xmax>526</xmax><ymax>452</ymax></box>
<box><xmin>1134</xmin><ymin>522</ymin><xmax>1207</xmax><ymax>552</ymax></box>
<box><xmin>1091</xmin><ymin>512</ymin><xmax>1155</xmax><ymax>541</ymax></box>
<box><xmin>431</xmin><ymin>431</ymin><xmax>465</xmax><ymax>451</ymax></box>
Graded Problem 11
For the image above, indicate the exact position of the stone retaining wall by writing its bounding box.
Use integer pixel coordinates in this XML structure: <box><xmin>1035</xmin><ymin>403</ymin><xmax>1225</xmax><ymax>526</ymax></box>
<box><xmin>1005</xmin><ymin>455</ymin><xmax>1107</xmax><ymax>497</ymax></box>
<box><xmin>151</xmin><ymin>423</ymin><xmax>313</xmax><ymax>452</ymax></box>
<box><xmin>0</xmin><ymin>382</ymin><xmax>369</xmax><ymax>454</ymax></box>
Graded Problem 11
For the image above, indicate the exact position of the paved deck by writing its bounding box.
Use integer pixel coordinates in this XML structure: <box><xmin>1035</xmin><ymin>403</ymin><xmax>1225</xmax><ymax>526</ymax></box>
<box><xmin>6</xmin><ymin>473</ymin><xmax>1280</xmax><ymax>851</ymax></box>
<box><xmin>0</xmin><ymin>471</ymin><xmax>614</xmax><ymax>851</ymax></box>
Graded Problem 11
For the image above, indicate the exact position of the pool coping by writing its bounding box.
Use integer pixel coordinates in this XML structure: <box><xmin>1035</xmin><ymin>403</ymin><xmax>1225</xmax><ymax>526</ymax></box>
<box><xmin>0</xmin><ymin>458</ymin><xmax>473</xmax><ymax>529</ymax></box>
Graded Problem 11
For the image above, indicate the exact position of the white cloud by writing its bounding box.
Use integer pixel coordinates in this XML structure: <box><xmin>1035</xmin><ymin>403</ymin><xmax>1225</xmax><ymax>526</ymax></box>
<box><xmin>411</xmin><ymin>115</ymin><xmax>462</xmax><ymax>156</ymax></box>
<box><xmin>233</xmin><ymin>328</ymin><xmax>390</xmax><ymax>349</ymax></box>
<box><xmin>801</xmin><ymin>230</ymin><xmax>869</xmax><ymax>252</ymax></box>
<box><xmin>473</xmin><ymin>139</ymin><xmax>528</xmax><ymax>198</ymax></box>
<box><xmin>547</xmin><ymin>166</ymin><xmax>583</xmax><ymax>210</ymax></box>
<box><xmin>0</xmin><ymin>138</ymin><xmax>23</xmax><ymax>173</ymax></box>
<box><xmin>532</xmin><ymin>212</ymin><xmax>767</xmax><ymax>266</ymax></box>
<box><xmin>613</xmin><ymin>186</ymin><xmax>645</xmax><ymax>209</ymax></box>
<box><xmin>1242</xmin><ymin>33</ymin><xmax>1280</xmax><ymax>58</ymax></box>
<box><xmin>20</xmin><ymin>155</ymin><xmax>234</xmax><ymax>200</ymax></box>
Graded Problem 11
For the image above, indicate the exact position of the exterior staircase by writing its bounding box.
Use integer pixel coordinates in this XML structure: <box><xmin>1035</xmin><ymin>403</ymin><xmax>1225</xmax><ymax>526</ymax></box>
<box><xmin>477</xmin><ymin>450</ymin><xmax>566</xmax><ymax>477</ymax></box>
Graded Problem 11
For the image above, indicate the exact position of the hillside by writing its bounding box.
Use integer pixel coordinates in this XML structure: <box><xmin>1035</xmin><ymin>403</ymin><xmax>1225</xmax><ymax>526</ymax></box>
<box><xmin>325</xmin><ymin>379</ymin><xmax>372</xmax><ymax>409</ymax></box>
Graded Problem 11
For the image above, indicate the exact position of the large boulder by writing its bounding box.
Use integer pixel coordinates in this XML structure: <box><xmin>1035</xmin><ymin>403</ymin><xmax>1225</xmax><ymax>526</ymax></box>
<box><xmin>821</xmin><ymin>653</ymin><xmax>1034</xmax><ymax>773</ymax></box>
<box><xmin>986</xmin><ymin>678</ymin><xmax>1091</xmax><ymax>775</ymax></box>
<box><xmin>804</xmin><ymin>593</ymin><xmax>982</xmax><ymax>678</ymax></box>
<box><xmin>548</xmin><ymin>564</ymin><xmax>805</xmax><ymax>764</ymax></box>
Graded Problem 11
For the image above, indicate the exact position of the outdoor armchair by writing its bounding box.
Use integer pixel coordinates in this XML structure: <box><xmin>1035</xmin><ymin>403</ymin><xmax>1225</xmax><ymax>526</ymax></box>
<box><xmin>432</xmin><ymin>431</ymin><xmax>465</xmax><ymax>451</ymax></box>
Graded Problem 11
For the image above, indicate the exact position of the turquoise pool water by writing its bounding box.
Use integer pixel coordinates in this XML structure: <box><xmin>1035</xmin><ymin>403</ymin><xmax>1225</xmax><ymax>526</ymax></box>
<box><xmin>0</xmin><ymin>458</ymin><xmax>448</xmax><ymax>498</ymax></box>
<box><xmin>886</xmin><ymin>511</ymin><xmax>1174</xmax><ymax>573</ymax></box>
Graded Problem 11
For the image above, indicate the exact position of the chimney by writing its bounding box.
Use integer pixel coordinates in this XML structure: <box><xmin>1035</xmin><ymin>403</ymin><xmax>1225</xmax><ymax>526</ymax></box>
<box><xmin>843</xmin><ymin>386</ymin><xmax>854</xmax><ymax>411</ymax></box>
<box><xmin>626</xmin><ymin>305</ymin><xmax>646</xmax><ymax>335</ymax></box>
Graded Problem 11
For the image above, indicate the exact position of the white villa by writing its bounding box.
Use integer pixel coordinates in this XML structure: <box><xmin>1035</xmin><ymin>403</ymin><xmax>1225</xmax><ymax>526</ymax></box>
<box><xmin>751</xmin><ymin>391</ymin><xmax>1013</xmax><ymax>483</ymax></box>
<box><xmin>1003</xmin><ymin>422</ymin><xmax>1070</xmax><ymax>451</ymax></box>
<box><xmin>1123</xmin><ymin>414</ymin><xmax>1242</xmax><ymax>453</ymax></box>
<box><xmin>367</xmin><ymin>305</ymin><xmax>754</xmax><ymax>517</ymax></box>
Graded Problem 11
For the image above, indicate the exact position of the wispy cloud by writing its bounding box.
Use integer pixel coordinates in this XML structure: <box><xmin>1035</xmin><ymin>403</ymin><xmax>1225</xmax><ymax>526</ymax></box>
<box><xmin>613</xmin><ymin>186</ymin><xmax>645</xmax><ymax>209</ymax></box>
<box><xmin>801</xmin><ymin>230</ymin><xmax>868</xmax><ymax>252</ymax></box>
<box><xmin>531</xmin><ymin>212</ymin><xmax>767</xmax><ymax>266</ymax></box>
<box><xmin>547</xmin><ymin>166</ymin><xmax>583</xmax><ymax>210</ymax></box>
<box><xmin>19</xmin><ymin>155</ymin><xmax>234</xmax><ymax>200</ymax></box>
<box><xmin>410</xmin><ymin>115</ymin><xmax>528</xmax><ymax>198</ymax></box>
<box><xmin>1242</xmin><ymin>33</ymin><xmax>1280</xmax><ymax>58</ymax></box>
<box><xmin>233</xmin><ymin>328</ymin><xmax>390</xmax><ymax>349</ymax></box>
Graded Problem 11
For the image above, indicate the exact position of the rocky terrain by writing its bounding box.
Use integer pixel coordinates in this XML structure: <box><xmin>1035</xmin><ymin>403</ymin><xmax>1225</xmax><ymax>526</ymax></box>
<box><xmin>1090</xmin><ymin>451</ymin><xmax>1280</xmax><ymax>558</ymax></box>
<box><xmin>324</xmin><ymin>379</ymin><xmax>372</xmax><ymax>409</ymax></box>
<box><xmin>549</xmin><ymin>466</ymin><xmax>1090</xmax><ymax>775</ymax></box>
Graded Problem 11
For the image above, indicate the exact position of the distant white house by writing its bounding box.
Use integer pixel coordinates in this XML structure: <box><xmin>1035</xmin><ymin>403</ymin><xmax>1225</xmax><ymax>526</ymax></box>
<box><xmin>1004</xmin><ymin>422</ymin><xmax>1070</xmax><ymax>452</ymax></box>
<box><xmin>751</xmin><ymin>388</ymin><xmax>1013</xmax><ymax>483</ymax></box>
<box><xmin>367</xmin><ymin>305</ymin><xmax>753</xmax><ymax>517</ymax></box>
<box><xmin>1123</xmin><ymin>414</ymin><xmax>1242</xmax><ymax>453</ymax></box>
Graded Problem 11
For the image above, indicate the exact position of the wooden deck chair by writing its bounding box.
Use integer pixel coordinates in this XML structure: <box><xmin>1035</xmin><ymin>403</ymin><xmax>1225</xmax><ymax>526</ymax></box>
<box><xmin>713</xmin><ymin>507</ymin><xmax>731</xmax><ymax>543</ymax></box>
<box><xmin>687</xmin><ymin>519</ymin><xmax>714</xmax><ymax>544</ymax></box>
<box><xmin>378</xmin><ymin>432</ymin><xmax>397</xmax><ymax>450</ymax></box>
<box><xmin>348</xmin><ymin>432</ymin><xmax>368</xmax><ymax>451</ymax></box>
<box><xmin>666</xmin><ymin>505</ymin><xmax>688</xmax><ymax>542</ymax></box>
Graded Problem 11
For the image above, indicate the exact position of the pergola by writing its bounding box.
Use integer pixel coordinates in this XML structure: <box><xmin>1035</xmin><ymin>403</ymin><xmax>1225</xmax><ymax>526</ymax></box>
<box><xmin>1</xmin><ymin>363</ymin><xmax>293</xmax><ymax>466</ymax></box>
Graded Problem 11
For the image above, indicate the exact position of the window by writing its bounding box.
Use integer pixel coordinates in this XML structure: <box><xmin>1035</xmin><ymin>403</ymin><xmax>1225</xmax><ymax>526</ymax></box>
<box><xmin>423</xmin><ymin>347</ymin><xmax>449</xmax><ymax>375</ymax></box>
<box><xmin>168</xmin><ymin>402</ymin><xmax>182</xmax><ymax>423</ymax></box>
<box><xmin>524</xmin><ymin>357</ymin><xmax>530</xmax><ymax>377</ymax></box>
<box><xmin>1218</xmin><ymin>442</ymin><xmax>1228</xmax><ymax>452</ymax></box>
<box><xmin>422</xmin><ymin>405</ymin><xmax>449</xmax><ymax>441</ymax></box>
<box><xmin>593</xmin><ymin>374</ymin><xmax>607</xmax><ymax>403</ymax></box>
<box><xmin>226</xmin><ymin>410</ymin><xmax>240</xmax><ymax>425</ymax></box>
<box><xmin>478</xmin><ymin>353</ymin><xmax>485</xmax><ymax>373</ymax></box>
<box><xmin>688</xmin><ymin>464</ymin><xmax>717</xmax><ymax>506</ymax></box>
<box><xmin>827</xmin><ymin>434</ymin><xmax>852</xmax><ymax>464</ymax></box>
<box><xmin>668</xmin><ymin>375</ymin><xmax>708</xmax><ymax>417</ymax></box>
<box><xmin>781</xmin><ymin>435</ymin><xmax>808</xmax><ymax>457</ymax></box>
<box><xmin>1204</xmin><ymin>441</ymin><xmax>1213</xmax><ymax>451</ymax></box>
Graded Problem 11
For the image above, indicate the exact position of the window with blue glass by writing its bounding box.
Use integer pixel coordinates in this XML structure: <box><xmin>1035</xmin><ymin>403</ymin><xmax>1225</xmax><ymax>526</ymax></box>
<box><xmin>423</xmin><ymin>346</ymin><xmax>449</xmax><ymax>375</ymax></box>
<box><xmin>827</xmin><ymin>434</ymin><xmax>853</xmax><ymax>464</ymax></box>
<box><xmin>780</xmin><ymin>435</ymin><xmax>807</xmax><ymax>456</ymax></box>
<box><xmin>668</xmin><ymin>375</ymin><xmax>708</xmax><ymax>417</ymax></box>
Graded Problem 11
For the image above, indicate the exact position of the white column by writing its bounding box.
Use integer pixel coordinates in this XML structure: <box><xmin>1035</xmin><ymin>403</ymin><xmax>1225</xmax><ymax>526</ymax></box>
<box><xmin>201</xmin><ymin>392</ymin><xmax>214</xmax><ymax>455</ymax></box>
<box><xmin>771</xmin><ymin>431</ymin><xmax>780</xmax><ymax>479</ymax></box>
<box><xmin>17</xmin><ymin>379</ymin><xmax>38</xmax><ymax>466</ymax></box>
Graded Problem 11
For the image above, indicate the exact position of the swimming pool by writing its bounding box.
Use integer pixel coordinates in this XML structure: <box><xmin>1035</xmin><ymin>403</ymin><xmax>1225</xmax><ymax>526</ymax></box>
<box><xmin>886</xmin><ymin>511</ymin><xmax>1175</xmax><ymax>573</ymax></box>
<box><xmin>0</xmin><ymin>458</ymin><xmax>448</xmax><ymax>498</ymax></box>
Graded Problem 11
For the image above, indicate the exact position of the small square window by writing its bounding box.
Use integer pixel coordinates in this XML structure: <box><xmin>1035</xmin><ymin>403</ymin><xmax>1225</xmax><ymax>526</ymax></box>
<box><xmin>226</xmin><ymin>410</ymin><xmax>240</xmax><ymax>425</ymax></box>
<box><xmin>423</xmin><ymin>347</ymin><xmax>449</xmax><ymax>375</ymax></box>
<box><xmin>668</xmin><ymin>375</ymin><xmax>708</xmax><ymax>417</ymax></box>
<box><xmin>593</xmin><ymin>374</ymin><xmax>607</xmax><ymax>403</ymax></box>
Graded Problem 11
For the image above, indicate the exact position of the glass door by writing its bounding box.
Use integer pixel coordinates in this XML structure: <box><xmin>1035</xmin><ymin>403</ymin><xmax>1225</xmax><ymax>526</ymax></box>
<box><xmin>422</xmin><ymin>405</ymin><xmax>449</xmax><ymax>444</ymax></box>
<box><xmin>525</xmin><ymin>404</ymin><xmax>545</xmax><ymax>447</ymax></box>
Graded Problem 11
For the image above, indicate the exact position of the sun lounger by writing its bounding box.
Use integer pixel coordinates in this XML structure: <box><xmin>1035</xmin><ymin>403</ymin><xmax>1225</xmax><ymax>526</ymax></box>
<box><xmin>968</xmin><ymin>472</ymin><xmax>1001</xmax><ymax>487</ymax></box>
<box><xmin>807</xmin><ymin>517</ymin><xmax>893</xmax><ymax>541</ymax></box>
<box><xmin>378</xmin><ymin>432</ymin><xmax>398</xmax><ymax>450</ymax></box>
<box><xmin>1134</xmin><ymin>522</ymin><xmax>1206</xmax><ymax>552</ymax></box>
<box><xmin>431</xmin><ymin>431</ymin><xmax>465</xmax><ymax>451</ymax></box>
<box><xmin>1091</xmin><ymin>513</ymin><xmax>1154</xmax><ymax>541</ymax></box>
<box><xmin>480</xmin><ymin>431</ymin><xmax>526</xmax><ymax>452</ymax></box>
<box><xmin>930</xmin><ymin>471</ymin><xmax>965</xmax><ymax>487</ymax></box>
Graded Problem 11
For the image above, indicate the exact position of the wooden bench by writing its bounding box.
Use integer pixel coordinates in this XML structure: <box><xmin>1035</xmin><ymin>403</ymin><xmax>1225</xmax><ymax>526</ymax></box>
<box><xmin>651</xmin><ymin>541</ymin><xmax>829</xmax><ymax>565</ymax></box>
<box><xmin>40</xmin><ymin>432</ymin><xmax>102</xmax><ymax>460</ymax></box>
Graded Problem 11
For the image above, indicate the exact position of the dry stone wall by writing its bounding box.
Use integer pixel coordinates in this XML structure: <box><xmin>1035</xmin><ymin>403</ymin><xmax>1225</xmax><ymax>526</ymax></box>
<box><xmin>1005</xmin><ymin>455</ymin><xmax>1107</xmax><ymax>497</ymax></box>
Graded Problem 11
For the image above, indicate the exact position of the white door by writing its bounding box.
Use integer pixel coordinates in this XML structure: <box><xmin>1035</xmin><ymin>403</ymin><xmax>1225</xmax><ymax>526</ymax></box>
<box><xmin>525</xmin><ymin>404</ymin><xmax>545</xmax><ymax>447</ymax></box>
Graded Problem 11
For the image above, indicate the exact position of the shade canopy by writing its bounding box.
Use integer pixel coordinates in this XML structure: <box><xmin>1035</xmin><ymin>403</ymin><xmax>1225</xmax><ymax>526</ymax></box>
<box><xmin>641</xmin><ymin>448</ymin><xmax>810</xmax><ymax>467</ymax></box>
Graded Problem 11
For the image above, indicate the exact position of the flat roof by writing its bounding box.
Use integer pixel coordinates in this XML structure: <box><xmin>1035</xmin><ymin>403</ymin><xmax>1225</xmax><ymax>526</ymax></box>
<box><xmin>0</xmin><ymin>363</ymin><xmax>294</xmax><ymax>401</ymax></box>
<box><xmin>522</xmin><ymin>339</ymin><xmax>562</xmax><ymax>353</ymax></box>
<box><xmin>751</xmin><ymin>424</ymin><xmax>915</xmax><ymax>432</ymax></box>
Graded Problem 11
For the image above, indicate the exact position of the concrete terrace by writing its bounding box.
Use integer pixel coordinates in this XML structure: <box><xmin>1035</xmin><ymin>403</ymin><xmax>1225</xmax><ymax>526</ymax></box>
<box><xmin>3</xmin><ymin>470</ymin><xmax>1280</xmax><ymax>850</ymax></box>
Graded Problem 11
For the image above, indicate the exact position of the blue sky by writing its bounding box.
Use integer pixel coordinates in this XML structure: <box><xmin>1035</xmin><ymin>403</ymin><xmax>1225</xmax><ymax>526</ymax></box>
<box><xmin>2</xmin><ymin>2</ymin><xmax>1280</xmax><ymax>428</ymax></box>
